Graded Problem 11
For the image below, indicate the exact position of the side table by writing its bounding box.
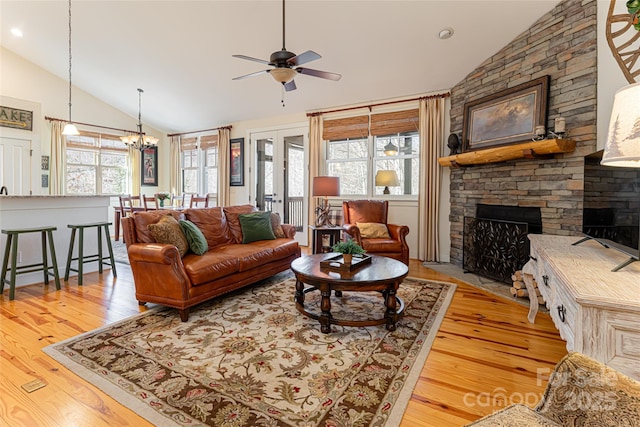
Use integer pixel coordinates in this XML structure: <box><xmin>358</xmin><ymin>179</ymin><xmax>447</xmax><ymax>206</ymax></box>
<box><xmin>309</xmin><ymin>225</ymin><xmax>342</xmax><ymax>254</ymax></box>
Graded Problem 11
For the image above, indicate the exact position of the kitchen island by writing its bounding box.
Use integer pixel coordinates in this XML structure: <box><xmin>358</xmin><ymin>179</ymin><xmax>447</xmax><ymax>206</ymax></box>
<box><xmin>0</xmin><ymin>195</ymin><xmax>111</xmax><ymax>288</ymax></box>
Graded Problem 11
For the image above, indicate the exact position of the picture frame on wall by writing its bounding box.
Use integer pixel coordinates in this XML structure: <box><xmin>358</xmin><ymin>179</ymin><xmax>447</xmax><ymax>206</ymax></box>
<box><xmin>141</xmin><ymin>146</ymin><xmax>158</xmax><ymax>186</ymax></box>
<box><xmin>461</xmin><ymin>75</ymin><xmax>549</xmax><ymax>152</ymax></box>
<box><xmin>230</xmin><ymin>138</ymin><xmax>244</xmax><ymax>186</ymax></box>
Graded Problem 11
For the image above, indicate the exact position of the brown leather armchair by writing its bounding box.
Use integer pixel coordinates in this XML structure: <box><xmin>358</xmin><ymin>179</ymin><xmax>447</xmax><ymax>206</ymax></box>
<box><xmin>342</xmin><ymin>200</ymin><xmax>410</xmax><ymax>265</ymax></box>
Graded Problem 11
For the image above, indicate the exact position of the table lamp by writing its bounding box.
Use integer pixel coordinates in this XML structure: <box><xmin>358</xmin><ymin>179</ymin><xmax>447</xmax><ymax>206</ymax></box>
<box><xmin>312</xmin><ymin>176</ymin><xmax>340</xmax><ymax>226</ymax></box>
<box><xmin>375</xmin><ymin>170</ymin><xmax>399</xmax><ymax>194</ymax></box>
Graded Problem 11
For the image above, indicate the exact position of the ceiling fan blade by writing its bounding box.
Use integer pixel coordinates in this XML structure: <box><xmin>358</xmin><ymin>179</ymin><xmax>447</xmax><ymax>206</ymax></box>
<box><xmin>232</xmin><ymin>70</ymin><xmax>270</xmax><ymax>80</ymax></box>
<box><xmin>232</xmin><ymin>54</ymin><xmax>271</xmax><ymax>65</ymax></box>
<box><xmin>296</xmin><ymin>67</ymin><xmax>342</xmax><ymax>81</ymax></box>
<box><xmin>287</xmin><ymin>50</ymin><xmax>321</xmax><ymax>66</ymax></box>
<box><xmin>284</xmin><ymin>80</ymin><xmax>297</xmax><ymax>92</ymax></box>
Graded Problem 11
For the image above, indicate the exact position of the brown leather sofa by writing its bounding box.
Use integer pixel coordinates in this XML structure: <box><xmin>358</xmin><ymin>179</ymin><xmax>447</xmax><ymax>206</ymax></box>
<box><xmin>121</xmin><ymin>205</ymin><xmax>300</xmax><ymax>321</ymax></box>
<box><xmin>342</xmin><ymin>200</ymin><xmax>410</xmax><ymax>265</ymax></box>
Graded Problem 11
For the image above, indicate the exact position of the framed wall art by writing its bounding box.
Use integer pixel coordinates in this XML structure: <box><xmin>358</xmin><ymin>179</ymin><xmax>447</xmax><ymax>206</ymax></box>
<box><xmin>230</xmin><ymin>138</ymin><xmax>244</xmax><ymax>186</ymax></box>
<box><xmin>141</xmin><ymin>146</ymin><xmax>158</xmax><ymax>186</ymax></box>
<box><xmin>461</xmin><ymin>75</ymin><xmax>549</xmax><ymax>152</ymax></box>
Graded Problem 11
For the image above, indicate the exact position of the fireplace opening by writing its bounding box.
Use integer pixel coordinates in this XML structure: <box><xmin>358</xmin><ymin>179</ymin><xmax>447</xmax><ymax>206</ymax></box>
<box><xmin>463</xmin><ymin>204</ymin><xmax>542</xmax><ymax>283</ymax></box>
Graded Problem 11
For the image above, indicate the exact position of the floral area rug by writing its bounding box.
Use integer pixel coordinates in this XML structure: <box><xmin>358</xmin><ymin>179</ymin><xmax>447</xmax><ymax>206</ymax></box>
<box><xmin>43</xmin><ymin>274</ymin><xmax>456</xmax><ymax>427</ymax></box>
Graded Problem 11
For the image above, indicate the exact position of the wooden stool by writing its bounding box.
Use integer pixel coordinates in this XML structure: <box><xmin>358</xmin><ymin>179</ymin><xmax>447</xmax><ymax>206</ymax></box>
<box><xmin>64</xmin><ymin>222</ymin><xmax>117</xmax><ymax>286</ymax></box>
<box><xmin>1</xmin><ymin>226</ymin><xmax>61</xmax><ymax>300</ymax></box>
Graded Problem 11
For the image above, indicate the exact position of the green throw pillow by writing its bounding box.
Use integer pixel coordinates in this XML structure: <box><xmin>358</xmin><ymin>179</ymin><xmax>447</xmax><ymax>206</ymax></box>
<box><xmin>179</xmin><ymin>220</ymin><xmax>209</xmax><ymax>255</ymax></box>
<box><xmin>239</xmin><ymin>211</ymin><xmax>276</xmax><ymax>244</ymax></box>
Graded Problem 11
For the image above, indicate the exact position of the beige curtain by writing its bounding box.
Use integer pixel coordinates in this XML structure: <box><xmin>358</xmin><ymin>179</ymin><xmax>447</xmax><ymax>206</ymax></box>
<box><xmin>418</xmin><ymin>97</ymin><xmax>445</xmax><ymax>262</ymax></box>
<box><xmin>169</xmin><ymin>136</ymin><xmax>181</xmax><ymax>196</ymax></box>
<box><xmin>308</xmin><ymin>115</ymin><xmax>323</xmax><ymax>231</ymax></box>
<box><xmin>49</xmin><ymin>121</ymin><xmax>65</xmax><ymax>195</ymax></box>
<box><xmin>129</xmin><ymin>147</ymin><xmax>141</xmax><ymax>196</ymax></box>
<box><xmin>217</xmin><ymin>127</ymin><xmax>230</xmax><ymax>207</ymax></box>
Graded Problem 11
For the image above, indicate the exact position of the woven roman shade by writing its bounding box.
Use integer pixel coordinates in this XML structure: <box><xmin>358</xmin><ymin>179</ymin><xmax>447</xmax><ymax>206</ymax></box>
<box><xmin>322</xmin><ymin>115</ymin><xmax>369</xmax><ymax>140</ymax></box>
<box><xmin>200</xmin><ymin>134</ymin><xmax>219</xmax><ymax>150</ymax></box>
<box><xmin>180</xmin><ymin>137</ymin><xmax>198</xmax><ymax>151</ymax></box>
<box><xmin>370</xmin><ymin>109</ymin><xmax>419</xmax><ymax>136</ymax></box>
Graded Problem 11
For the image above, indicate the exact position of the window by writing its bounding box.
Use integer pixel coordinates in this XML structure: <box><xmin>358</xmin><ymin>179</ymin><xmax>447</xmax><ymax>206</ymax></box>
<box><xmin>373</xmin><ymin>132</ymin><xmax>419</xmax><ymax>196</ymax></box>
<box><xmin>180</xmin><ymin>134</ymin><xmax>219</xmax><ymax>205</ymax></box>
<box><xmin>65</xmin><ymin>131</ymin><xmax>128</xmax><ymax>194</ymax></box>
<box><xmin>324</xmin><ymin>109</ymin><xmax>420</xmax><ymax>198</ymax></box>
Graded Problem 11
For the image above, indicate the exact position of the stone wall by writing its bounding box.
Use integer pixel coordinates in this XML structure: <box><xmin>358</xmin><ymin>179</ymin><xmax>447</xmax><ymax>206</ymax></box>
<box><xmin>448</xmin><ymin>0</ymin><xmax>597</xmax><ymax>266</ymax></box>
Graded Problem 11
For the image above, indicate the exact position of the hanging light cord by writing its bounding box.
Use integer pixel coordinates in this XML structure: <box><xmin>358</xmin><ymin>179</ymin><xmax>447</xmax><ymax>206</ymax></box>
<box><xmin>67</xmin><ymin>0</ymin><xmax>73</xmax><ymax>122</ymax></box>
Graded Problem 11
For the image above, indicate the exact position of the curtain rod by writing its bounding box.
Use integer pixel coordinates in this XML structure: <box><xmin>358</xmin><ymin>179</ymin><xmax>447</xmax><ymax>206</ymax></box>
<box><xmin>167</xmin><ymin>125</ymin><xmax>233</xmax><ymax>138</ymax></box>
<box><xmin>306</xmin><ymin>92</ymin><xmax>450</xmax><ymax>117</ymax></box>
<box><xmin>45</xmin><ymin>116</ymin><xmax>141</xmax><ymax>134</ymax></box>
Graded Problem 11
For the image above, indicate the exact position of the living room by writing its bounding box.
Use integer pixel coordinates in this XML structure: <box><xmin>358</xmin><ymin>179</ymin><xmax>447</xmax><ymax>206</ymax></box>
<box><xmin>1</xmin><ymin>0</ymin><xmax>639</xmax><ymax>426</ymax></box>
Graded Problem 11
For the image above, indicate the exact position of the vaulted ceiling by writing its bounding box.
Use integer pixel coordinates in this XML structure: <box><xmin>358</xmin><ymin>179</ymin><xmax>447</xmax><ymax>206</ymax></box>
<box><xmin>1</xmin><ymin>1</ymin><xmax>559</xmax><ymax>132</ymax></box>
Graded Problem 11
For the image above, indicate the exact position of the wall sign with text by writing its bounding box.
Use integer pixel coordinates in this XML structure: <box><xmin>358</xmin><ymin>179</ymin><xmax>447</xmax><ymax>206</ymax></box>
<box><xmin>0</xmin><ymin>106</ymin><xmax>33</xmax><ymax>131</ymax></box>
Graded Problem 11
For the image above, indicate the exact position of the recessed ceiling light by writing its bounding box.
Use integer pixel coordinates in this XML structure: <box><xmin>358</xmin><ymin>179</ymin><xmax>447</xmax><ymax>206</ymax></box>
<box><xmin>438</xmin><ymin>27</ymin><xmax>454</xmax><ymax>40</ymax></box>
<box><xmin>11</xmin><ymin>28</ymin><xmax>23</xmax><ymax>38</ymax></box>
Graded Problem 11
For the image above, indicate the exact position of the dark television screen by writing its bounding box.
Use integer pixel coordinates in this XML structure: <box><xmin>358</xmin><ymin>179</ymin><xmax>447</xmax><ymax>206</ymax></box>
<box><xmin>582</xmin><ymin>150</ymin><xmax>640</xmax><ymax>259</ymax></box>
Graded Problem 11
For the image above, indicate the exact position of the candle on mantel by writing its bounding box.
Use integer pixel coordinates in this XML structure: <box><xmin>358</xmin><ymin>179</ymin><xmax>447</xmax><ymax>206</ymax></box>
<box><xmin>555</xmin><ymin>117</ymin><xmax>566</xmax><ymax>134</ymax></box>
<box><xmin>535</xmin><ymin>125</ymin><xmax>545</xmax><ymax>136</ymax></box>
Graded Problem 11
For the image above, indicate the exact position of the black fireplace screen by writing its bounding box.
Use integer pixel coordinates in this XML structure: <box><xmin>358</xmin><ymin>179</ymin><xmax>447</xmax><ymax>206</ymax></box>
<box><xmin>463</xmin><ymin>217</ymin><xmax>530</xmax><ymax>284</ymax></box>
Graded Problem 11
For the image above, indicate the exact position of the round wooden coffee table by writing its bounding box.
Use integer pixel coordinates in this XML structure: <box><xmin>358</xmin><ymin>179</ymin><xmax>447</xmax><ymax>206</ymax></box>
<box><xmin>291</xmin><ymin>253</ymin><xmax>409</xmax><ymax>333</ymax></box>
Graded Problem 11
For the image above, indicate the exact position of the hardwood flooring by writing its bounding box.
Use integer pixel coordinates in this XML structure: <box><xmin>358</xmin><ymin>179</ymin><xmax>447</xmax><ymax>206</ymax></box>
<box><xmin>0</xmin><ymin>257</ymin><xmax>567</xmax><ymax>426</ymax></box>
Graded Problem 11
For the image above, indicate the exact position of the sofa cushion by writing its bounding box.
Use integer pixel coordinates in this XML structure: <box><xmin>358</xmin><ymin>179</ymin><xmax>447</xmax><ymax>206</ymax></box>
<box><xmin>213</xmin><ymin>244</ymin><xmax>275</xmax><ymax>272</ymax></box>
<box><xmin>239</xmin><ymin>211</ymin><xmax>276</xmax><ymax>243</ymax></box>
<box><xmin>148</xmin><ymin>214</ymin><xmax>189</xmax><ymax>257</ymax></box>
<box><xmin>270</xmin><ymin>212</ymin><xmax>286</xmax><ymax>238</ymax></box>
<box><xmin>356</xmin><ymin>222</ymin><xmax>390</xmax><ymax>239</ymax></box>
<box><xmin>179</xmin><ymin>220</ymin><xmax>209</xmax><ymax>255</ymax></box>
<box><xmin>249</xmin><ymin>239</ymin><xmax>300</xmax><ymax>261</ymax></box>
<box><xmin>132</xmin><ymin>210</ymin><xmax>183</xmax><ymax>243</ymax></box>
<box><xmin>223</xmin><ymin>205</ymin><xmax>258</xmax><ymax>243</ymax></box>
<box><xmin>182</xmin><ymin>252</ymin><xmax>240</xmax><ymax>285</ymax></box>
<box><xmin>183</xmin><ymin>207</ymin><xmax>233</xmax><ymax>249</ymax></box>
<box><xmin>361</xmin><ymin>238</ymin><xmax>402</xmax><ymax>253</ymax></box>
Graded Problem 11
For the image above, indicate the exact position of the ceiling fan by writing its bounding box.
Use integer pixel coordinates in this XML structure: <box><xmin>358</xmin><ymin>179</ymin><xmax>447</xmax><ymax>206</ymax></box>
<box><xmin>232</xmin><ymin>0</ymin><xmax>341</xmax><ymax>92</ymax></box>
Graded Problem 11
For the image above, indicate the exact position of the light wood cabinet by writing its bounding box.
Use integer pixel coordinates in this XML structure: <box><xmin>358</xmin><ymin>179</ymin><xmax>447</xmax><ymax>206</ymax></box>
<box><xmin>523</xmin><ymin>234</ymin><xmax>640</xmax><ymax>380</ymax></box>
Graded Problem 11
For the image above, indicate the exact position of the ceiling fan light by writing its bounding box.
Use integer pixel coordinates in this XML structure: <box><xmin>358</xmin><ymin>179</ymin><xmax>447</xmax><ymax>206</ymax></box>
<box><xmin>62</xmin><ymin>123</ymin><xmax>79</xmax><ymax>136</ymax></box>
<box><xmin>270</xmin><ymin>67</ymin><xmax>297</xmax><ymax>83</ymax></box>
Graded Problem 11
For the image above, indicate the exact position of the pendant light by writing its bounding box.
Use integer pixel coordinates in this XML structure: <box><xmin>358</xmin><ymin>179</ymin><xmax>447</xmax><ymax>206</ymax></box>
<box><xmin>62</xmin><ymin>0</ymin><xmax>79</xmax><ymax>136</ymax></box>
<box><xmin>120</xmin><ymin>88</ymin><xmax>159</xmax><ymax>151</ymax></box>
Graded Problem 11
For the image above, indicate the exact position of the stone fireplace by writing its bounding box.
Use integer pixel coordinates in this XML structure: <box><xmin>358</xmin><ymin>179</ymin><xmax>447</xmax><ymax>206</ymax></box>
<box><xmin>446</xmin><ymin>0</ymin><xmax>598</xmax><ymax>269</ymax></box>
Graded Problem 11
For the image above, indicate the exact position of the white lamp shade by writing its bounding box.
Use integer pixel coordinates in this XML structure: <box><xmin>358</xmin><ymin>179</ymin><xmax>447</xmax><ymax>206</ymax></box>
<box><xmin>601</xmin><ymin>82</ymin><xmax>640</xmax><ymax>167</ymax></box>
<box><xmin>62</xmin><ymin>123</ymin><xmax>79</xmax><ymax>136</ymax></box>
<box><xmin>375</xmin><ymin>170</ymin><xmax>400</xmax><ymax>187</ymax></box>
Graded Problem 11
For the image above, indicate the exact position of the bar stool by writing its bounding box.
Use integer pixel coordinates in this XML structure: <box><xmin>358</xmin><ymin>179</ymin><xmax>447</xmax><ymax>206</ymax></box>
<box><xmin>1</xmin><ymin>226</ymin><xmax>61</xmax><ymax>300</ymax></box>
<box><xmin>64</xmin><ymin>222</ymin><xmax>117</xmax><ymax>286</ymax></box>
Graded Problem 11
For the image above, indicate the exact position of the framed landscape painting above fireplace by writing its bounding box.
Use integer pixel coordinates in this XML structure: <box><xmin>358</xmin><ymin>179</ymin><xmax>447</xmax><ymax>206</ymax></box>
<box><xmin>461</xmin><ymin>75</ymin><xmax>549</xmax><ymax>152</ymax></box>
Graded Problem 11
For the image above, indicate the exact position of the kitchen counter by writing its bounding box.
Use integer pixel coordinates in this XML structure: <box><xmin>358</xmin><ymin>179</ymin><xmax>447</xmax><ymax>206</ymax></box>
<box><xmin>0</xmin><ymin>195</ymin><xmax>112</xmax><ymax>288</ymax></box>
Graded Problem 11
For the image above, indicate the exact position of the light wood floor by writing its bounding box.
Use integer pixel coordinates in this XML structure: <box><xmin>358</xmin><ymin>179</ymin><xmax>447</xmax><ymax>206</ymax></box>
<box><xmin>0</xmin><ymin>256</ymin><xmax>567</xmax><ymax>426</ymax></box>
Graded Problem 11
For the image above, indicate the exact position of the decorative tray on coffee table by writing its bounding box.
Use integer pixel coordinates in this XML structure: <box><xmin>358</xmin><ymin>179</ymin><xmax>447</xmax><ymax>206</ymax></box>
<box><xmin>320</xmin><ymin>254</ymin><xmax>372</xmax><ymax>272</ymax></box>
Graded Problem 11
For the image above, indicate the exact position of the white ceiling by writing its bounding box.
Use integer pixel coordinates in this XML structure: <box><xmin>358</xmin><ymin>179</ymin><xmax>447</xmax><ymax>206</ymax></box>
<box><xmin>1</xmin><ymin>1</ymin><xmax>559</xmax><ymax>133</ymax></box>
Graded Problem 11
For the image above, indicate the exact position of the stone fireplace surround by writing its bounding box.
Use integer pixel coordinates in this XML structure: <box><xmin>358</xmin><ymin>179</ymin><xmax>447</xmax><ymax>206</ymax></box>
<box><xmin>446</xmin><ymin>0</ymin><xmax>597</xmax><ymax>268</ymax></box>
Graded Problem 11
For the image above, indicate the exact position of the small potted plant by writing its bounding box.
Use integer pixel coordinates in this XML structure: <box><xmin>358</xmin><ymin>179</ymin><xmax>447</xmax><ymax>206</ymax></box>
<box><xmin>332</xmin><ymin>240</ymin><xmax>366</xmax><ymax>264</ymax></box>
<box><xmin>156</xmin><ymin>192</ymin><xmax>171</xmax><ymax>207</ymax></box>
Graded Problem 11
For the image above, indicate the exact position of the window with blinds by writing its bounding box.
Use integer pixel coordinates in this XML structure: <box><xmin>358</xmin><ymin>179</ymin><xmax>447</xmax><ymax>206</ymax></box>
<box><xmin>324</xmin><ymin>109</ymin><xmax>420</xmax><ymax>197</ymax></box>
<box><xmin>65</xmin><ymin>131</ymin><xmax>129</xmax><ymax>194</ymax></box>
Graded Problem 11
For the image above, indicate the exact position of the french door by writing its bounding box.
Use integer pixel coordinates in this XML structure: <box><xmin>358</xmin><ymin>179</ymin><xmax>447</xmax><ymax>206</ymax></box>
<box><xmin>251</xmin><ymin>126</ymin><xmax>308</xmax><ymax>247</ymax></box>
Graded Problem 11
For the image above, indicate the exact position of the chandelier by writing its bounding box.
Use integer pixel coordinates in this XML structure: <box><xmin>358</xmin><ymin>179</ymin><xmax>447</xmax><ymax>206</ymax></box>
<box><xmin>120</xmin><ymin>88</ymin><xmax>159</xmax><ymax>150</ymax></box>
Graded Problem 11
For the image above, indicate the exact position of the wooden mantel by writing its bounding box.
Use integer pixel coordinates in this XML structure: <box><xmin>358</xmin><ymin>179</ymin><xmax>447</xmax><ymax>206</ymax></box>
<box><xmin>438</xmin><ymin>138</ymin><xmax>575</xmax><ymax>167</ymax></box>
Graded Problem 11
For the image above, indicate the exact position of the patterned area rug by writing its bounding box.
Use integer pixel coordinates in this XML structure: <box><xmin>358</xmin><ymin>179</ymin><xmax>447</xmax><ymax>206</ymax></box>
<box><xmin>44</xmin><ymin>274</ymin><xmax>456</xmax><ymax>426</ymax></box>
